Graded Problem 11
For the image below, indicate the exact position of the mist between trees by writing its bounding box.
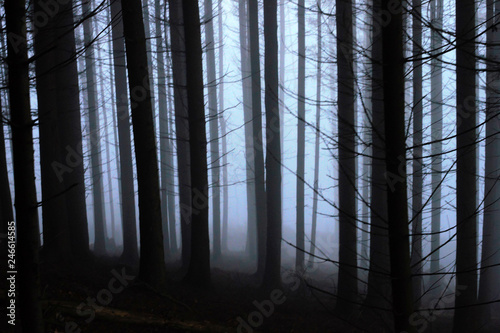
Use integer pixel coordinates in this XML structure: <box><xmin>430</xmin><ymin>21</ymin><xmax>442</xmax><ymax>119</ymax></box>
<box><xmin>1</xmin><ymin>0</ymin><xmax>500</xmax><ymax>332</ymax></box>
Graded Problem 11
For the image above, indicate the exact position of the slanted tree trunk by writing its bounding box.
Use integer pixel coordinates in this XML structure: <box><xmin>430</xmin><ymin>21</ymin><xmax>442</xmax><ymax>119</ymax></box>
<box><xmin>6</xmin><ymin>0</ymin><xmax>43</xmax><ymax>329</ymax></box>
<box><xmin>453</xmin><ymin>0</ymin><xmax>478</xmax><ymax>330</ymax></box>
<box><xmin>295</xmin><ymin>0</ymin><xmax>306</xmax><ymax>272</ymax></box>
<box><xmin>336</xmin><ymin>0</ymin><xmax>357</xmax><ymax>316</ymax></box>
<box><xmin>430</xmin><ymin>0</ymin><xmax>443</xmax><ymax>284</ymax></box>
<box><xmin>182</xmin><ymin>0</ymin><xmax>211</xmax><ymax>286</ymax></box>
<box><xmin>204</xmin><ymin>0</ymin><xmax>221</xmax><ymax>260</ymax></box>
<box><xmin>110</xmin><ymin>0</ymin><xmax>139</xmax><ymax>264</ymax></box>
<box><xmin>248</xmin><ymin>0</ymin><xmax>267</xmax><ymax>279</ymax></box>
<box><xmin>478</xmin><ymin>0</ymin><xmax>500</xmax><ymax>322</ymax></box>
<box><xmin>381</xmin><ymin>0</ymin><xmax>415</xmax><ymax>330</ymax></box>
<box><xmin>169</xmin><ymin>0</ymin><xmax>192</xmax><ymax>270</ymax></box>
<box><xmin>238</xmin><ymin>0</ymin><xmax>257</xmax><ymax>261</ymax></box>
<box><xmin>309</xmin><ymin>5</ymin><xmax>322</xmax><ymax>266</ymax></box>
<box><xmin>121</xmin><ymin>0</ymin><xmax>167</xmax><ymax>288</ymax></box>
<box><xmin>411</xmin><ymin>0</ymin><xmax>423</xmax><ymax>306</ymax></box>
<box><xmin>262</xmin><ymin>0</ymin><xmax>281</xmax><ymax>289</ymax></box>
<box><xmin>83</xmin><ymin>0</ymin><xmax>107</xmax><ymax>255</ymax></box>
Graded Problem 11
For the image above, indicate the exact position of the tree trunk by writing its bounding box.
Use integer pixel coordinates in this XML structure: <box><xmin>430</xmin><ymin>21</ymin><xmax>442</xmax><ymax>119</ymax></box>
<box><xmin>248</xmin><ymin>0</ymin><xmax>267</xmax><ymax>279</ymax></box>
<box><xmin>121</xmin><ymin>0</ymin><xmax>167</xmax><ymax>287</ymax></box>
<box><xmin>336</xmin><ymin>0</ymin><xmax>357</xmax><ymax>315</ymax></box>
<box><xmin>6</xmin><ymin>0</ymin><xmax>43</xmax><ymax>329</ymax></box>
<box><xmin>381</xmin><ymin>0</ymin><xmax>415</xmax><ymax>330</ymax></box>
<box><xmin>262</xmin><ymin>0</ymin><xmax>281</xmax><ymax>289</ymax></box>
<box><xmin>295</xmin><ymin>0</ymin><xmax>306</xmax><ymax>272</ymax></box>
<box><xmin>411</xmin><ymin>0</ymin><xmax>423</xmax><ymax>306</ymax></box>
<box><xmin>453</xmin><ymin>0</ymin><xmax>478</xmax><ymax>330</ymax></box>
<box><xmin>169</xmin><ymin>0</ymin><xmax>192</xmax><ymax>270</ymax></box>
<box><xmin>83</xmin><ymin>0</ymin><xmax>107</xmax><ymax>255</ymax></box>
<box><xmin>0</xmin><ymin>97</ymin><xmax>13</xmax><ymax>229</ymax></box>
<box><xmin>110</xmin><ymin>0</ymin><xmax>139</xmax><ymax>264</ymax></box>
<box><xmin>182</xmin><ymin>0</ymin><xmax>211</xmax><ymax>286</ymax></box>
<box><xmin>204</xmin><ymin>0</ymin><xmax>221</xmax><ymax>260</ymax></box>
<box><xmin>478</xmin><ymin>0</ymin><xmax>500</xmax><ymax>322</ymax></box>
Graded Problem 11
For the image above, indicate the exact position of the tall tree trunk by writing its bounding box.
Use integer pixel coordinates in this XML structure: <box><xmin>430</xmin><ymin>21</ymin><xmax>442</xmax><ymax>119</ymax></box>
<box><xmin>182</xmin><ymin>0</ymin><xmax>211</xmax><ymax>286</ymax></box>
<box><xmin>33</xmin><ymin>0</ymin><xmax>71</xmax><ymax>262</ymax></box>
<box><xmin>0</xmin><ymin>97</ymin><xmax>13</xmax><ymax>229</ymax></box>
<box><xmin>295</xmin><ymin>0</ymin><xmax>306</xmax><ymax>271</ymax></box>
<box><xmin>142</xmin><ymin>0</ymin><xmax>156</xmax><ymax>129</ymax></box>
<box><xmin>262</xmin><ymin>0</ymin><xmax>281</xmax><ymax>289</ymax></box>
<box><xmin>121</xmin><ymin>0</ymin><xmax>167</xmax><ymax>287</ymax></box>
<box><xmin>83</xmin><ymin>0</ymin><xmax>107</xmax><ymax>255</ymax></box>
<box><xmin>238</xmin><ymin>0</ymin><xmax>257</xmax><ymax>261</ymax></box>
<box><xmin>169</xmin><ymin>0</ymin><xmax>192</xmax><ymax>270</ymax></box>
<box><xmin>381</xmin><ymin>0</ymin><xmax>415</xmax><ymax>330</ymax></box>
<box><xmin>219</xmin><ymin>0</ymin><xmax>229</xmax><ymax>252</ymax></box>
<box><xmin>411</xmin><ymin>0</ymin><xmax>423</xmax><ymax>306</ymax></box>
<box><xmin>248</xmin><ymin>0</ymin><xmax>267</xmax><ymax>278</ymax></box>
<box><xmin>279</xmin><ymin>0</ymin><xmax>285</xmax><ymax>221</ymax></box>
<box><xmin>156</xmin><ymin>0</ymin><xmax>171</xmax><ymax>259</ymax></box>
<box><xmin>6</xmin><ymin>0</ymin><xmax>43</xmax><ymax>329</ymax></box>
<box><xmin>430</xmin><ymin>0</ymin><xmax>443</xmax><ymax>284</ymax></box>
<box><xmin>336</xmin><ymin>0</ymin><xmax>357</xmax><ymax>315</ymax></box>
<box><xmin>478</xmin><ymin>0</ymin><xmax>500</xmax><ymax>322</ymax></box>
<box><xmin>309</xmin><ymin>5</ymin><xmax>322</xmax><ymax>267</ymax></box>
<box><xmin>453</xmin><ymin>0</ymin><xmax>478</xmax><ymax>330</ymax></box>
<box><xmin>204</xmin><ymin>0</ymin><xmax>221</xmax><ymax>260</ymax></box>
<box><xmin>110</xmin><ymin>0</ymin><xmax>139</xmax><ymax>264</ymax></box>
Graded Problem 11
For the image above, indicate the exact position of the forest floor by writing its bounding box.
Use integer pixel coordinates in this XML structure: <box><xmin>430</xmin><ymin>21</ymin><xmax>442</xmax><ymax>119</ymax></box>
<box><xmin>11</xmin><ymin>251</ymin><xmax>500</xmax><ymax>333</ymax></box>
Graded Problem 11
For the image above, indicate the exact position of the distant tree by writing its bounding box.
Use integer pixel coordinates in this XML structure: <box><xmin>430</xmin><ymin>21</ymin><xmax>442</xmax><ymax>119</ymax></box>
<box><xmin>0</xmin><ymin>97</ymin><xmax>12</xmax><ymax>228</ymax></box>
<box><xmin>182</xmin><ymin>0</ymin><xmax>211</xmax><ymax>286</ymax></box>
<box><xmin>6</xmin><ymin>0</ymin><xmax>43</xmax><ymax>330</ymax></box>
<box><xmin>121</xmin><ymin>0</ymin><xmax>167</xmax><ymax>287</ymax></box>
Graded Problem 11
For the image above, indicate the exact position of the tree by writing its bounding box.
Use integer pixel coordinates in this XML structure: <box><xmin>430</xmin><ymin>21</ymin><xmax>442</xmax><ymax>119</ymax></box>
<box><xmin>6</xmin><ymin>0</ymin><xmax>43</xmax><ymax>329</ymax></box>
<box><xmin>110</xmin><ymin>0</ymin><xmax>139</xmax><ymax>263</ymax></box>
<box><xmin>248</xmin><ymin>0</ymin><xmax>267</xmax><ymax>277</ymax></box>
<box><xmin>381</xmin><ymin>0</ymin><xmax>415</xmax><ymax>330</ymax></box>
<box><xmin>182</xmin><ymin>0</ymin><xmax>211</xmax><ymax>286</ymax></box>
<box><xmin>453</xmin><ymin>0</ymin><xmax>479</xmax><ymax>330</ymax></box>
<box><xmin>295</xmin><ymin>0</ymin><xmax>306</xmax><ymax>271</ymax></box>
<box><xmin>83</xmin><ymin>0</ymin><xmax>107</xmax><ymax>255</ymax></box>
<box><xmin>262</xmin><ymin>0</ymin><xmax>281</xmax><ymax>289</ymax></box>
<box><xmin>0</xmin><ymin>97</ymin><xmax>12</xmax><ymax>229</ymax></box>
<box><xmin>121</xmin><ymin>0</ymin><xmax>166</xmax><ymax>287</ymax></box>
<box><xmin>336</xmin><ymin>0</ymin><xmax>358</xmax><ymax>316</ymax></box>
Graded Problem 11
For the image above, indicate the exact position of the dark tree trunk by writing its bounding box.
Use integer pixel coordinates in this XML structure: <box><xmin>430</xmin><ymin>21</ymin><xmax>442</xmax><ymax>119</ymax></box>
<box><xmin>110</xmin><ymin>0</ymin><xmax>139</xmax><ymax>264</ymax></box>
<box><xmin>0</xmin><ymin>97</ymin><xmax>13</xmax><ymax>228</ymax></box>
<box><xmin>248</xmin><ymin>0</ymin><xmax>267</xmax><ymax>279</ymax></box>
<box><xmin>182</xmin><ymin>0</ymin><xmax>211</xmax><ymax>286</ymax></box>
<box><xmin>6</xmin><ymin>0</ymin><xmax>43</xmax><ymax>330</ymax></box>
<box><xmin>121</xmin><ymin>0</ymin><xmax>167</xmax><ymax>287</ymax></box>
<box><xmin>169</xmin><ymin>0</ymin><xmax>192</xmax><ymax>270</ymax></box>
<box><xmin>453</xmin><ymin>0</ymin><xmax>479</xmax><ymax>330</ymax></box>
<box><xmin>336</xmin><ymin>0</ymin><xmax>357</xmax><ymax>316</ymax></box>
<box><xmin>262</xmin><ymin>0</ymin><xmax>281</xmax><ymax>289</ymax></box>
<box><xmin>381</xmin><ymin>0</ymin><xmax>415</xmax><ymax>330</ymax></box>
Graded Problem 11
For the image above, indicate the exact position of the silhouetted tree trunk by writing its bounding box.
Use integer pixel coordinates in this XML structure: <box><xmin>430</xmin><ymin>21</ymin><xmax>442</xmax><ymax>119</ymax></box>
<box><xmin>156</xmin><ymin>0</ymin><xmax>171</xmax><ymax>259</ymax></box>
<box><xmin>0</xmin><ymin>97</ymin><xmax>12</xmax><ymax>228</ymax></box>
<box><xmin>411</xmin><ymin>0</ymin><xmax>423</xmax><ymax>306</ymax></box>
<box><xmin>238</xmin><ymin>0</ymin><xmax>257</xmax><ymax>260</ymax></box>
<box><xmin>6</xmin><ymin>0</ymin><xmax>43</xmax><ymax>329</ymax></box>
<box><xmin>295</xmin><ymin>0</ymin><xmax>305</xmax><ymax>271</ymax></box>
<box><xmin>248</xmin><ymin>0</ymin><xmax>267</xmax><ymax>278</ymax></box>
<box><xmin>336</xmin><ymin>0</ymin><xmax>357</xmax><ymax>315</ymax></box>
<box><xmin>453</xmin><ymin>0</ymin><xmax>478</xmax><ymax>330</ymax></box>
<box><xmin>142</xmin><ymin>0</ymin><xmax>155</xmax><ymax>125</ymax></box>
<box><xmin>279</xmin><ymin>0</ymin><xmax>285</xmax><ymax>217</ymax></box>
<box><xmin>110</xmin><ymin>0</ymin><xmax>139</xmax><ymax>264</ymax></box>
<box><xmin>182</xmin><ymin>0</ymin><xmax>211</xmax><ymax>286</ymax></box>
<box><xmin>262</xmin><ymin>0</ymin><xmax>281</xmax><ymax>289</ymax></box>
<box><xmin>169</xmin><ymin>0</ymin><xmax>192</xmax><ymax>270</ymax></box>
<box><xmin>478</xmin><ymin>0</ymin><xmax>500</xmax><ymax>322</ymax></box>
<box><xmin>83</xmin><ymin>0</ymin><xmax>107</xmax><ymax>255</ymax></box>
<box><xmin>204</xmin><ymin>0</ymin><xmax>221</xmax><ymax>259</ymax></box>
<box><xmin>381</xmin><ymin>0</ymin><xmax>415</xmax><ymax>330</ymax></box>
<box><xmin>121</xmin><ymin>0</ymin><xmax>167</xmax><ymax>287</ymax></box>
<box><xmin>430</xmin><ymin>0</ymin><xmax>443</xmax><ymax>283</ymax></box>
<box><xmin>309</xmin><ymin>6</ymin><xmax>322</xmax><ymax>266</ymax></box>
